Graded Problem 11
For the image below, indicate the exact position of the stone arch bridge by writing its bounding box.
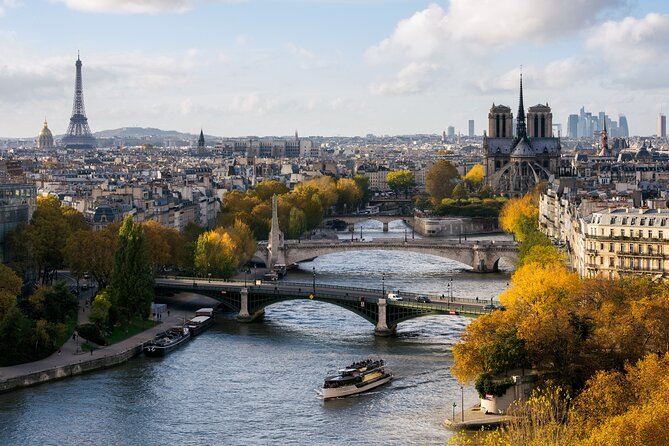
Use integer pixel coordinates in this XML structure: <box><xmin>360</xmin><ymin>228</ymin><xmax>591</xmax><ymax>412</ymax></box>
<box><xmin>324</xmin><ymin>215</ymin><xmax>412</xmax><ymax>232</ymax></box>
<box><xmin>258</xmin><ymin>239</ymin><xmax>518</xmax><ymax>273</ymax></box>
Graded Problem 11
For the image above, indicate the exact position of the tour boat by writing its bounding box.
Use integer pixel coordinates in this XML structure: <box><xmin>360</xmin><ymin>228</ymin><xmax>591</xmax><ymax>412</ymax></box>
<box><xmin>187</xmin><ymin>309</ymin><xmax>214</xmax><ymax>337</ymax></box>
<box><xmin>143</xmin><ymin>326</ymin><xmax>191</xmax><ymax>357</ymax></box>
<box><xmin>320</xmin><ymin>359</ymin><xmax>392</xmax><ymax>400</ymax></box>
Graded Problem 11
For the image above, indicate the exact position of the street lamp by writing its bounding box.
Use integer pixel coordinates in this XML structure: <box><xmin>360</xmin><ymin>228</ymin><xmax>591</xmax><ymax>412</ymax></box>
<box><xmin>312</xmin><ymin>266</ymin><xmax>316</xmax><ymax>295</ymax></box>
<box><xmin>244</xmin><ymin>268</ymin><xmax>248</xmax><ymax>287</ymax></box>
<box><xmin>452</xmin><ymin>402</ymin><xmax>457</xmax><ymax>423</ymax></box>
<box><xmin>404</xmin><ymin>227</ymin><xmax>407</xmax><ymax>242</ymax></box>
<box><xmin>254</xmin><ymin>265</ymin><xmax>257</xmax><ymax>284</ymax></box>
<box><xmin>360</xmin><ymin>224</ymin><xmax>363</xmax><ymax>241</ymax></box>
<box><xmin>207</xmin><ymin>273</ymin><xmax>211</xmax><ymax>283</ymax></box>
<box><xmin>450</xmin><ymin>277</ymin><xmax>454</xmax><ymax>300</ymax></box>
<box><xmin>382</xmin><ymin>273</ymin><xmax>385</xmax><ymax>297</ymax></box>
<box><xmin>461</xmin><ymin>385</ymin><xmax>464</xmax><ymax>422</ymax></box>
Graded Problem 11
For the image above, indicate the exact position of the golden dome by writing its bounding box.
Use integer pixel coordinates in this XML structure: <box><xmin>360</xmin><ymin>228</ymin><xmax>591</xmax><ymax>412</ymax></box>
<box><xmin>38</xmin><ymin>118</ymin><xmax>54</xmax><ymax>148</ymax></box>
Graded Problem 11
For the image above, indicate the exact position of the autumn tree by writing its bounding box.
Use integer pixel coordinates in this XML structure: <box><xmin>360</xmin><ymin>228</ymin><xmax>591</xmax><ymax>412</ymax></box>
<box><xmin>64</xmin><ymin>224</ymin><xmax>118</xmax><ymax>289</ymax></box>
<box><xmin>90</xmin><ymin>290</ymin><xmax>112</xmax><ymax>330</ymax></box>
<box><xmin>143</xmin><ymin>220</ymin><xmax>186</xmax><ymax>273</ymax></box>
<box><xmin>426</xmin><ymin>160</ymin><xmax>459</xmax><ymax>203</ymax></box>
<box><xmin>194</xmin><ymin>230</ymin><xmax>237</xmax><ymax>278</ymax></box>
<box><xmin>386</xmin><ymin>170</ymin><xmax>416</xmax><ymax>197</ymax></box>
<box><xmin>335</xmin><ymin>178</ymin><xmax>362</xmax><ymax>213</ymax></box>
<box><xmin>108</xmin><ymin>216</ymin><xmax>154</xmax><ymax>325</ymax></box>
<box><xmin>353</xmin><ymin>175</ymin><xmax>371</xmax><ymax>205</ymax></box>
<box><xmin>464</xmin><ymin>164</ymin><xmax>485</xmax><ymax>190</ymax></box>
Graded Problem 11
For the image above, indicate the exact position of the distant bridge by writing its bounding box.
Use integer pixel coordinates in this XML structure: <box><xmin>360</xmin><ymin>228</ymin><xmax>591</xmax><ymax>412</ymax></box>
<box><xmin>154</xmin><ymin>277</ymin><xmax>496</xmax><ymax>336</ymax></box>
<box><xmin>257</xmin><ymin>238</ymin><xmax>518</xmax><ymax>273</ymax></box>
<box><xmin>324</xmin><ymin>214</ymin><xmax>413</xmax><ymax>232</ymax></box>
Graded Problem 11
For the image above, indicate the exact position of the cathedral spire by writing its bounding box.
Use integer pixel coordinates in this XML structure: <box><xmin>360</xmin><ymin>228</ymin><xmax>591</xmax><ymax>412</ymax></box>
<box><xmin>516</xmin><ymin>71</ymin><xmax>527</xmax><ymax>139</ymax></box>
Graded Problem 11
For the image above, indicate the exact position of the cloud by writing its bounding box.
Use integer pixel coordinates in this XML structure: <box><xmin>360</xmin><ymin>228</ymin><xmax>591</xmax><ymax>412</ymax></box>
<box><xmin>0</xmin><ymin>0</ymin><xmax>22</xmax><ymax>17</ymax></box>
<box><xmin>370</xmin><ymin>62</ymin><xmax>439</xmax><ymax>96</ymax></box>
<box><xmin>586</xmin><ymin>13</ymin><xmax>669</xmax><ymax>64</ymax></box>
<box><xmin>54</xmin><ymin>0</ymin><xmax>201</xmax><ymax>14</ymax></box>
<box><xmin>368</xmin><ymin>0</ymin><xmax>623</xmax><ymax>63</ymax></box>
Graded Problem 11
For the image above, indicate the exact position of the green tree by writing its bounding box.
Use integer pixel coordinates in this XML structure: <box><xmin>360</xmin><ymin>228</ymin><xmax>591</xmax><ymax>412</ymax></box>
<box><xmin>335</xmin><ymin>178</ymin><xmax>362</xmax><ymax>214</ymax></box>
<box><xmin>108</xmin><ymin>216</ymin><xmax>154</xmax><ymax>326</ymax></box>
<box><xmin>288</xmin><ymin>207</ymin><xmax>307</xmax><ymax>239</ymax></box>
<box><xmin>426</xmin><ymin>160</ymin><xmax>460</xmax><ymax>203</ymax></box>
<box><xmin>90</xmin><ymin>291</ymin><xmax>112</xmax><ymax>330</ymax></box>
<box><xmin>0</xmin><ymin>264</ymin><xmax>22</xmax><ymax>321</ymax></box>
<box><xmin>386</xmin><ymin>170</ymin><xmax>416</xmax><ymax>197</ymax></box>
<box><xmin>353</xmin><ymin>175</ymin><xmax>372</xmax><ymax>206</ymax></box>
<box><xmin>452</xmin><ymin>183</ymin><xmax>469</xmax><ymax>200</ymax></box>
<box><xmin>0</xmin><ymin>306</ymin><xmax>34</xmax><ymax>366</ymax></box>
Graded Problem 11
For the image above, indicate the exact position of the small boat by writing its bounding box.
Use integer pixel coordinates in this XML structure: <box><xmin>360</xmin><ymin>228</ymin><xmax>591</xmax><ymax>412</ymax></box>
<box><xmin>187</xmin><ymin>308</ymin><xmax>215</xmax><ymax>337</ymax></box>
<box><xmin>321</xmin><ymin>359</ymin><xmax>392</xmax><ymax>400</ymax></box>
<box><xmin>144</xmin><ymin>326</ymin><xmax>191</xmax><ymax>357</ymax></box>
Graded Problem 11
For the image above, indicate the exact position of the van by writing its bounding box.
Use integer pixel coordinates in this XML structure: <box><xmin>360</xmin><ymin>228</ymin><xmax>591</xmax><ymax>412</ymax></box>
<box><xmin>387</xmin><ymin>293</ymin><xmax>402</xmax><ymax>301</ymax></box>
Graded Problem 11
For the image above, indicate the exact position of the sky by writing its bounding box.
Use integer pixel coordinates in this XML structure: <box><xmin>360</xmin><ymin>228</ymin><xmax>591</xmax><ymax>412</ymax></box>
<box><xmin>1</xmin><ymin>0</ymin><xmax>669</xmax><ymax>138</ymax></box>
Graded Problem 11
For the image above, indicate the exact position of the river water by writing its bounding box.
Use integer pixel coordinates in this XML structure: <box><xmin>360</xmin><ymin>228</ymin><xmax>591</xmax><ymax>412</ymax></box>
<box><xmin>0</xmin><ymin>221</ymin><xmax>512</xmax><ymax>446</ymax></box>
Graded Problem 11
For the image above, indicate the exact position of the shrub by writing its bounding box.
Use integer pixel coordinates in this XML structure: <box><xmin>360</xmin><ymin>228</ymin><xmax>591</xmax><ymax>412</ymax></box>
<box><xmin>76</xmin><ymin>323</ymin><xmax>107</xmax><ymax>346</ymax></box>
<box><xmin>475</xmin><ymin>373</ymin><xmax>514</xmax><ymax>398</ymax></box>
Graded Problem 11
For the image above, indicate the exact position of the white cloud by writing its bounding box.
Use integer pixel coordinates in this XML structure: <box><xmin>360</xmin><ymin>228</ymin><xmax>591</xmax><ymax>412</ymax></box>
<box><xmin>368</xmin><ymin>0</ymin><xmax>623</xmax><ymax>63</ymax></box>
<box><xmin>0</xmin><ymin>0</ymin><xmax>22</xmax><ymax>16</ymax></box>
<box><xmin>586</xmin><ymin>13</ymin><xmax>669</xmax><ymax>64</ymax></box>
<box><xmin>54</xmin><ymin>0</ymin><xmax>200</xmax><ymax>14</ymax></box>
<box><xmin>370</xmin><ymin>62</ymin><xmax>439</xmax><ymax>96</ymax></box>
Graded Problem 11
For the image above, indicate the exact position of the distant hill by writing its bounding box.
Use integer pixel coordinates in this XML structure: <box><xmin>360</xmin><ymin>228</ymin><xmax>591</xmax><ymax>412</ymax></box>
<box><xmin>93</xmin><ymin>127</ymin><xmax>217</xmax><ymax>140</ymax></box>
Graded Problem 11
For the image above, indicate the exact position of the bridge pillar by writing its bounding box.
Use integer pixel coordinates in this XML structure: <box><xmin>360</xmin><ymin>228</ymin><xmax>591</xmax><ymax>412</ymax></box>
<box><xmin>237</xmin><ymin>287</ymin><xmax>250</xmax><ymax>320</ymax></box>
<box><xmin>237</xmin><ymin>287</ymin><xmax>265</xmax><ymax>322</ymax></box>
<box><xmin>374</xmin><ymin>299</ymin><xmax>396</xmax><ymax>336</ymax></box>
<box><xmin>382</xmin><ymin>222</ymin><xmax>389</xmax><ymax>232</ymax></box>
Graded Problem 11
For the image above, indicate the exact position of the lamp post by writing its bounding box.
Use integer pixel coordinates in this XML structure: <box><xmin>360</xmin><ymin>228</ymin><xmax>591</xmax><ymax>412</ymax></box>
<box><xmin>404</xmin><ymin>227</ymin><xmax>407</xmax><ymax>242</ymax></box>
<box><xmin>452</xmin><ymin>402</ymin><xmax>457</xmax><ymax>423</ymax></box>
<box><xmin>450</xmin><ymin>277</ymin><xmax>454</xmax><ymax>300</ymax></box>
<box><xmin>461</xmin><ymin>385</ymin><xmax>464</xmax><ymax>422</ymax></box>
<box><xmin>312</xmin><ymin>266</ymin><xmax>316</xmax><ymax>295</ymax></box>
<box><xmin>360</xmin><ymin>224</ymin><xmax>363</xmax><ymax>241</ymax></box>
<box><xmin>382</xmin><ymin>273</ymin><xmax>385</xmax><ymax>297</ymax></box>
<box><xmin>244</xmin><ymin>268</ymin><xmax>248</xmax><ymax>287</ymax></box>
<box><xmin>254</xmin><ymin>265</ymin><xmax>257</xmax><ymax>284</ymax></box>
<box><xmin>207</xmin><ymin>273</ymin><xmax>211</xmax><ymax>283</ymax></box>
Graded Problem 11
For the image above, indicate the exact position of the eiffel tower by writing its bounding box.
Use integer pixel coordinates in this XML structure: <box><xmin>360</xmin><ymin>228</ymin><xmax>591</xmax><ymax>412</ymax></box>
<box><xmin>62</xmin><ymin>53</ymin><xmax>96</xmax><ymax>149</ymax></box>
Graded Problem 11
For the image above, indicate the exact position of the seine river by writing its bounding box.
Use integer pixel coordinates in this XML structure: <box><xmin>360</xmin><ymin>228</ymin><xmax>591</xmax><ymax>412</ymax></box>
<box><xmin>0</xmin><ymin>221</ymin><xmax>511</xmax><ymax>446</ymax></box>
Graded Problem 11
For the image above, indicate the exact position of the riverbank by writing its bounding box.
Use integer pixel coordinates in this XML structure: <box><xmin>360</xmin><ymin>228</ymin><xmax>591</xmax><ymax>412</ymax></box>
<box><xmin>444</xmin><ymin>404</ymin><xmax>513</xmax><ymax>431</ymax></box>
<box><xmin>0</xmin><ymin>307</ymin><xmax>191</xmax><ymax>394</ymax></box>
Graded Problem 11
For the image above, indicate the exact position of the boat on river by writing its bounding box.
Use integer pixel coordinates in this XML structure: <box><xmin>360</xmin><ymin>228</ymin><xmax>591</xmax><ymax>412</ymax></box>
<box><xmin>320</xmin><ymin>359</ymin><xmax>392</xmax><ymax>400</ymax></box>
<box><xmin>187</xmin><ymin>308</ymin><xmax>214</xmax><ymax>337</ymax></box>
<box><xmin>144</xmin><ymin>326</ymin><xmax>191</xmax><ymax>357</ymax></box>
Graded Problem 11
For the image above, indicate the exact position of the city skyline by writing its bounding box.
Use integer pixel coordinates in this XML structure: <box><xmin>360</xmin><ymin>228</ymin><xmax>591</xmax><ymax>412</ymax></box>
<box><xmin>1</xmin><ymin>0</ymin><xmax>669</xmax><ymax>137</ymax></box>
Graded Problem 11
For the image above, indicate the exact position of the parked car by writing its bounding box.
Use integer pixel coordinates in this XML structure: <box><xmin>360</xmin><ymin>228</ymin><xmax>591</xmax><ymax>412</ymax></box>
<box><xmin>483</xmin><ymin>303</ymin><xmax>496</xmax><ymax>310</ymax></box>
<box><xmin>416</xmin><ymin>296</ymin><xmax>431</xmax><ymax>303</ymax></box>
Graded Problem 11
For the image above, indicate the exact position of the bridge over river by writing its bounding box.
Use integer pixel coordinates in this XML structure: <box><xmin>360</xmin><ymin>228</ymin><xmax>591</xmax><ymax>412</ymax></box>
<box><xmin>155</xmin><ymin>277</ymin><xmax>497</xmax><ymax>336</ymax></box>
<box><xmin>260</xmin><ymin>195</ymin><xmax>518</xmax><ymax>272</ymax></box>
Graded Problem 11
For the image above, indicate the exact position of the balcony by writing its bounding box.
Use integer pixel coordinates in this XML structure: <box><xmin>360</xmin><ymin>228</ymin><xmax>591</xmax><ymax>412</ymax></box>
<box><xmin>615</xmin><ymin>251</ymin><xmax>664</xmax><ymax>258</ymax></box>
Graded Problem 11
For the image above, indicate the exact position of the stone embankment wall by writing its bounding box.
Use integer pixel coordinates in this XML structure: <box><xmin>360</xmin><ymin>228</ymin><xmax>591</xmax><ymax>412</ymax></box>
<box><xmin>0</xmin><ymin>344</ymin><xmax>144</xmax><ymax>393</ymax></box>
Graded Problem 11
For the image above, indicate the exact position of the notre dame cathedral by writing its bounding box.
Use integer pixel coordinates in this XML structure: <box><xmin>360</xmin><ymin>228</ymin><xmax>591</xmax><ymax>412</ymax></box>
<box><xmin>483</xmin><ymin>75</ymin><xmax>560</xmax><ymax>197</ymax></box>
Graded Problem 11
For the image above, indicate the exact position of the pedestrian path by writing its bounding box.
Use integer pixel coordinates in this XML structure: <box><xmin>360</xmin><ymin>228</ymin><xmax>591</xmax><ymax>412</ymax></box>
<box><xmin>0</xmin><ymin>299</ymin><xmax>190</xmax><ymax>386</ymax></box>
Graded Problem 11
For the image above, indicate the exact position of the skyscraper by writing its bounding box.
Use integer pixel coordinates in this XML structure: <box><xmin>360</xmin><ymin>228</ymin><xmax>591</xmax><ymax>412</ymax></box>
<box><xmin>447</xmin><ymin>126</ymin><xmax>455</xmax><ymax>138</ymax></box>
<box><xmin>468</xmin><ymin>120</ymin><xmax>475</xmax><ymax>137</ymax></box>
<box><xmin>62</xmin><ymin>54</ymin><xmax>96</xmax><ymax>149</ymax></box>
<box><xmin>567</xmin><ymin>114</ymin><xmax>579</xmax><ymax>138</ymax></box>
<box><xmin>618</xmin><ymin>115</ymin><xmax>629</xmax><ymax>138</ymax></box>
<box><xmin>658</xmin><ymin>113</ymin><xmax>666</xmax><ymax>138</ymax></box>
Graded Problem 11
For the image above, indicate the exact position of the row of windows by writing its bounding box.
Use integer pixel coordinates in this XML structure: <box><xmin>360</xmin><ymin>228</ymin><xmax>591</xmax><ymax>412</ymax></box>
<box><xmin>607</xmin><ymin>216</ymin><xmax>669</xmax><ymax>226</ymax></box>
<box><xmin>593</xmin><ymin>227</ymin><xmax>665</xmax><ymax>239</ymax></box>
<box><xmin>589</xmin><ymin>255</ymin><xmax>663</xmax><ymax>270</ymax></box>
<box><xmin>588</xmin><ymin>241</ymin><xmax>664</xmax><ymax>255</ymax></box>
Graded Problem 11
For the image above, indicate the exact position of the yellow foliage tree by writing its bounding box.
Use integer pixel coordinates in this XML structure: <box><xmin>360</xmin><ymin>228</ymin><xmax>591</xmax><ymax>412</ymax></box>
<box><xmin>464</xmin><ymin>164</ymin><xmax>484</xmax><ymax>187</ymax></box>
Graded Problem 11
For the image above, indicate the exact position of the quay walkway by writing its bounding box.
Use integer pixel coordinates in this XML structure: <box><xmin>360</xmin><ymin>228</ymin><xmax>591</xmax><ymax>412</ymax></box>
<box><xmin>0</xmin><ymin>297</ymin><xmax>191</xmax><ymax>394</ymax></box>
